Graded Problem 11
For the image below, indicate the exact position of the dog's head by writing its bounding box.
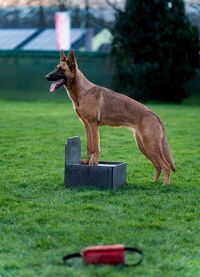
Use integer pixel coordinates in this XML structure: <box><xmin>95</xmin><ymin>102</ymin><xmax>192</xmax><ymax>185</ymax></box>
<box><xmin>45</xmin><ymin>49</ymin><xmax>77</xmax><ymax>93</ymax></box>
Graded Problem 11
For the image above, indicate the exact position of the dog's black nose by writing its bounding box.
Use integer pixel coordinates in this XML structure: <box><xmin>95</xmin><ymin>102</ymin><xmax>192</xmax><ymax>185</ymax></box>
<box><xmin>45</xmin><ymin>74</ymin><xmax>50</xmax><ymax>80</ymax></box>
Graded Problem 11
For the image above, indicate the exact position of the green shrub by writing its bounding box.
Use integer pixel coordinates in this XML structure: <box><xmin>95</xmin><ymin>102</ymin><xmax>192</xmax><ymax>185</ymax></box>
<box><xmin>112</xmin><ymin>0</ymin><xmax>200</xmax><ymax>102</ymax></box>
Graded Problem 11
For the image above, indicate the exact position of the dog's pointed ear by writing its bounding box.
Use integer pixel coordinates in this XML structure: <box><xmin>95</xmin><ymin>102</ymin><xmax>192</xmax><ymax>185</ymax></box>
<box><xmin>60</xmin><ymin>50</ymin><xmax>67</xmax><ymax>62</ymax></box>
<box><xmin>67</xmin><ymin>49</ymin><xmax>77</xmax><ymax>71</ymax></box>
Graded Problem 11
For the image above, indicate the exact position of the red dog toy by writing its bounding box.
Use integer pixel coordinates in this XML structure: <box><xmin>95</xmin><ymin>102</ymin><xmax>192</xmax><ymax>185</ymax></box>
<box><xmin>63</xmin><ymin>244</ymin><xmax>144</xmax><ymax>266</ymax></box>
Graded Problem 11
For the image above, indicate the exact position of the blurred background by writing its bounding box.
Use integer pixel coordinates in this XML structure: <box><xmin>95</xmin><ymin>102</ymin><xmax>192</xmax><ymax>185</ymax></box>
<box><xmin>0</xmin><ymin>0</ymin><xmax>199</xmax><ymax>103</ymax></box>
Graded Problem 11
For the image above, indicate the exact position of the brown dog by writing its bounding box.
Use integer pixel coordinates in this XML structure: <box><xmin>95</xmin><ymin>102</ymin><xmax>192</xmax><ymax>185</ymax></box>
<box><xmin>46</xmin><ymin>50</ymin><xmax>175</xmax><ymax>185</ymax></box>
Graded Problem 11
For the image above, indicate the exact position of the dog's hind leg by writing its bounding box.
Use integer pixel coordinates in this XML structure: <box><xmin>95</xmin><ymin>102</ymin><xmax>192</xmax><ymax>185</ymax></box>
<box><xmin>139</xmin><ymin>118</ymin><xmax>171</xmax><ymax>185</ymax></box>
<box><xmin>133</xmin><ymin>130</ymin><xmax>161</xmax><ymax>182</ymax></box>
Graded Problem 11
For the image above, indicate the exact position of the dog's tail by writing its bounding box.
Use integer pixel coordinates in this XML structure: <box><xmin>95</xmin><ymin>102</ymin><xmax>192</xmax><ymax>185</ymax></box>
<box><xmin>154</xmin><ymin>113</ymin><xmax>176</xmax><ymax>173</ymax></box>
<box><xmin>162</xmin><ymin>135</ymin><xmax>176</xmax><ymax>173</ymax></box>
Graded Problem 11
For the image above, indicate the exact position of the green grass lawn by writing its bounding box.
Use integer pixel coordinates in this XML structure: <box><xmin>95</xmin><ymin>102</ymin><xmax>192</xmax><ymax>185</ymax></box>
<box><xmin>0</xmin><ymin>98</ymin><xmax>200</xmax><ymax>277</ymax></box>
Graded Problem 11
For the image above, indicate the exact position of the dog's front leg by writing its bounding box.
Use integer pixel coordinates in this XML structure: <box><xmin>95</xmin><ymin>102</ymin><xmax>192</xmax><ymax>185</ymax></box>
<box><xmin>89</xmin><ymin>122</ymin><xmax>100</xmax><ymax>165</ymax></box>
<box><xmin>80</xmin><ymin>121</ymin><xmax>93</xmax><ymax>164</ymax></box>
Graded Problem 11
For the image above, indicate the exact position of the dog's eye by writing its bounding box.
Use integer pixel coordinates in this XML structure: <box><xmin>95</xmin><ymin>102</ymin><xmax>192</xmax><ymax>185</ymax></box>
<box><xmin>57</xmin><ymin>68</ymin><xmax>64</xmax><ymax>73</ymax></box>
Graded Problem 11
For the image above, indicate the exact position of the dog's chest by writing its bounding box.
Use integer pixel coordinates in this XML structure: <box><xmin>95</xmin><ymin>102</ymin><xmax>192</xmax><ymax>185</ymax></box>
<box><xmin>72</xmin><ymin>92</ymin><xmax>102</xmax><ymax>123</ymax></box>
<box><xmin>75</xmin><ymin>108</ymin><xmax>90</xmax><ymax>121</ymax></box>
<box><xmin>74</xmin><ymin>104</ymin><xmax>98</xmax><ymax>123</ymax></box>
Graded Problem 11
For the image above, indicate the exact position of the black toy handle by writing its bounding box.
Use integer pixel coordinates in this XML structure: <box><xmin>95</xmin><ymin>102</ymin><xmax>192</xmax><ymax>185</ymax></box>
<box><xmin>124</xmin><ymin>247</ymin><xmax>144</xmax><ymax>266</ymax></box>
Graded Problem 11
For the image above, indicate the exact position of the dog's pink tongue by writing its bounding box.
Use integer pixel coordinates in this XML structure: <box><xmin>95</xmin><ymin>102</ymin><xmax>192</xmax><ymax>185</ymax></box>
<box><xmin>50</xmin><ymin>83</ymin><xmax>56</xmax><ymax>93</ymax></box>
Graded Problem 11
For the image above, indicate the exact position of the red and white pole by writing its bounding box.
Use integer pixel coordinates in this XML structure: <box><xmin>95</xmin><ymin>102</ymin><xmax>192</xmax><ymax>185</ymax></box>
<box><xmin>55</xmin><ymin>12</ymin><xmax>70</xmax><ymax>50</ymax></box>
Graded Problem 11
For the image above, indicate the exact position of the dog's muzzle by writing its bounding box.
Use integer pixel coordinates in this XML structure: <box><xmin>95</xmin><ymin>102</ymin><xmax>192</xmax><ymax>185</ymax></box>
<box><xmin>45</xmin><ymin>70</ymin><xmax>66</xmax><ymax>93</ymax></box>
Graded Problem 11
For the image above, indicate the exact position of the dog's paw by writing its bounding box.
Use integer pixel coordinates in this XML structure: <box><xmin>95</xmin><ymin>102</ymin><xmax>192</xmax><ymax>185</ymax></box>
<box><xmin>89</xmin><ymin>159</ymin><xmax>98</xmax><ymax>166</ymax></box>
<box><xmin>80</xmin><ymin>159</ymin><xmax>89</xmax><ymax>165</ymax></box>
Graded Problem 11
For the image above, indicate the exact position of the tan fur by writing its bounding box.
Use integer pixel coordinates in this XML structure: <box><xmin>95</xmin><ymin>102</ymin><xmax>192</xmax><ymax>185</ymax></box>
<box><xmin>58</xmin><ymin>50</ymin><xmax>176</xmax><ymax>185</ymax></box>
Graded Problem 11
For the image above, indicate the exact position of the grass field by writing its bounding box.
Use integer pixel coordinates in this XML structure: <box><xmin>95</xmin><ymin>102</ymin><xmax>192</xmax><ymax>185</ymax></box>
<box><xmin>0</xmin><ymin>97</ymin><xmax>200</xmax><ymax>277</ymax></box>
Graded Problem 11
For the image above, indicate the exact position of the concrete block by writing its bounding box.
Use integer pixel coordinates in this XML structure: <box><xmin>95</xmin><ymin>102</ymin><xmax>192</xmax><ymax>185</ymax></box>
<box><xmin>64</xmin><ymin>137</ymin><xmax>127</xmax><ymax>189</ymax></box>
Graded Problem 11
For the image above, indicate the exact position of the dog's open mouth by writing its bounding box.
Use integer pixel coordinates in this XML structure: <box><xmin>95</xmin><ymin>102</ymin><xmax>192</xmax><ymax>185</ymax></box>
<box><xmin>50</xmin><ymin>79</ymin><xmax>65</xmax><ymax>93</ymax></box>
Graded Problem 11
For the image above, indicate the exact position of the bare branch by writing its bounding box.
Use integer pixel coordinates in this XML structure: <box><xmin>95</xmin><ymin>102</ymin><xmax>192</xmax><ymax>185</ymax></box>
<box><xmin>105</xmin><ymin>0</ymin><xmax>123</xmax><ymax>13</ymax></box>
<box><xmin>189</xmin><ymin>4</ymin><xmax>200</xmax><ymax>14</ymax></box>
